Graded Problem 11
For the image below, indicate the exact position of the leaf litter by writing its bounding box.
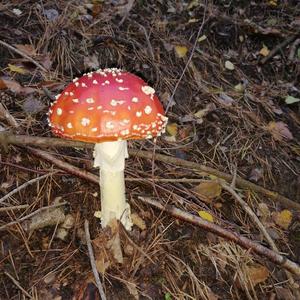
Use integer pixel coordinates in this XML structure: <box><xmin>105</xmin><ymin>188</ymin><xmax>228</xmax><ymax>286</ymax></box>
<box><xmin>0</xmin><ymin>1</ymin><xmax>300</xmax><ymax>299</ymax></box>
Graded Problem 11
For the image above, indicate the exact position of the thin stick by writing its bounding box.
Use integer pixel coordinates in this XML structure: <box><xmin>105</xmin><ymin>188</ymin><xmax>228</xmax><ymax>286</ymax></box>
<box><xmin>0</xmin><ymin>103</ymin><xmax>19</xmax><ymax>128</ymax></box>
<box><xmin>260</xmin><ymin>31</ymin><xmax>300</xmax><ymax>64</ymax></box>
<box><xmin>0</xmin><ymin>173</ymin><xmax>55</xmax><ymax>205</ymax></box>
<box><xmin>219</xmin><ymin>181</ymin><xmax>278</xmax><ymax>251</ymax></box>
<box><xmin>1</xmin><ymin>133</ymin><xmax>299</xmax><ymax>211</ymax></box>
<box><xmin>0</xmin><ymin>202</ymin><xmax>67</xmax><ymax>231</ymax></box>
<box><xmin>288</xmin><ymin>38</ymin><xmax>300</xmax><ymax>61</ymax></box>
<box><xmin>138</xmin><ymin>196</ymin><xmax>300</xmax><ymax>276</ymax></box>
<box><xmin>84</xmin><ymin>219</ymin><xmax>107</xmax><ymax>300</ymax></box>
<box><xmin>0</xmin><ymin>204</ymin><xmax>29</xmax><ymax>212</ymax></box>
<box><xmin>220</xmin><ymin>180</ymin><xmax>299</xmax><ymax>288</ymax></box>
<box><xmin>0</xmin><ymin>39</ymin><xmax>48</xmax><ymax>72</ymax></box>
<box><xmin>4</xmin><ymin>272</ymin><xmax>32</xmax><ymax>299</ymax></box>
<box><xmin>27</xmin><ymin>147</ymin><xmax>99</xmax><ymax>184</ymax></box>
<box><xmin>165</xmin><ymin>1</ymin><xmax>208</xmax><ymax>112</ymax></box>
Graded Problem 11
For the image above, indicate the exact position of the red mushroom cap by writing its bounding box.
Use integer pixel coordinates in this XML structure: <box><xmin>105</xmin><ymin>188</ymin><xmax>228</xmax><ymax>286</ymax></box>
<box><xmin>48</xmin><ymin>68</ymin><xmax>167</xmax><ymax>143</ymax></box>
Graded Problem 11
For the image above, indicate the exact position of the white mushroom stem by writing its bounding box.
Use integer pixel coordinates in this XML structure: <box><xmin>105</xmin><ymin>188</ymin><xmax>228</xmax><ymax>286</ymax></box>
<box><xmin>93</xmin><ymin>140</ymin><xmax>132</xmax><ymax>230</ymax></box>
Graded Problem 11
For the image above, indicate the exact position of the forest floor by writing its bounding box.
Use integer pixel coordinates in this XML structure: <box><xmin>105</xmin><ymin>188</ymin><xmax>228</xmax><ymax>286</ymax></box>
<box><xmin>0</xmin><ymin>1</ymin><xmax>300</xmax><ymax>299</ymax></box>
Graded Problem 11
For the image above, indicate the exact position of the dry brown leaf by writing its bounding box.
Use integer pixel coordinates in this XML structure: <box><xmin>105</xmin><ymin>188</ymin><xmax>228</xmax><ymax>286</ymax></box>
<box><xmin>106</xmin><ymin>219</ymin><xmax>123</xmax><ymax>264</ymax></box>
<box><xmin>193</xmin><ymin>180</ymin><xmax>222</xmax><ymax>203</ymax></box>
<box><xmin>93</xmin><ymin>219</ymin><xmax>124</xmax><ymax>274</ymax></box>
<box><xmin>14</xmin><ymin>44</ymin><xmax>37</xmax><ymax>56</ymax></box>
<box><xmin>0</xmin><ymin>77</ymin><xmax>22</xmax><ymax>93</ymax></box>
<box><xmin>83</xmin><ymin>53</ymin><xmax>100</xmax><ymax>70</ymax></box>
<box><xmin>244</xmin><ymin>264</ymin><xmax>269</xmax><ymax>288</ymax></box>
<box><xmin>257</xmin><ymin>203</ymin><xmax>271</xmax><ymax>220</ymax></box>
<box><xmin>266</xmin><ymin>121</ymin><xmax>293</xmax><ymax>141</ymax></box>
<box><xmin>93</xmin><ymin>236</ymin><xmax>111</xmax><ymax>274</ymax></box>
<box><xmin>0</xmin><ymin>77</ymin><xmax>36</xmax><ymax>94</ymax></box>
<box><xmin>273</xmin><ymin>209</ymin><xmax>293</xmax><ymax>230</ymax></box>
<box><xmin>259</xmin><ymin>45</ymin><xmax>270</xmax><ymax>57</ymax></box>
<box><xmin>131</xmin><ymin>213</ymin><xmax>146</xmax><ymax>230</ymax></box>
<box><xmin>237</xmin><ymin>264</ymin><xmax>269</xmax><ymax>290</ymax></box>
<box><xmin>125</xmin><ymin>282</ymin><xmax>139</xmax><ymax>300</ymax></box>
<box><xmin>249</xmin><ymin>167</ymin><xmax>263</xmax><ymax>182</ymax></box>
<box><xmin>275</xmin><ymin>287</ymin><xmax>296</xmax><ymax>300</ymax></box>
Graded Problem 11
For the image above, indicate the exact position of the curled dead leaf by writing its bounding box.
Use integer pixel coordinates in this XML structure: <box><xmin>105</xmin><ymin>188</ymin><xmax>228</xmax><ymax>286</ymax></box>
<box><xmin>193</xmin><ymin>180</ymin><xmax>222</xmax><ymax>203</ymax></box>
<box><xmin>266</xmin><ymin>121</ymin><xmax>293</xmax><ymax>141</ymax></box>
<box><xmin>14</xmin><ymin>44</ymin><xmax>37</xmax><ymax>57</ymax></box>
<box><xmin>236</xmin><ymin>264</ymin><xmax>269</xmax><ymax>290</ymax></box>
<box><xmin>131</xmin><ymin>213</ymin><xmax>146</xmax><ymax>230</ymax></box>
<box><xmin>0</xmin><ymin>77</ymin><xmax>36</xmax><ymax>94</ymax></box>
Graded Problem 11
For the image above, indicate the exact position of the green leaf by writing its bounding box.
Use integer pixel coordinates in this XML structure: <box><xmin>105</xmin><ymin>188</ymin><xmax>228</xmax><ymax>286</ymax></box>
<box><xmin>285</xmin><ymin>95</ymin><xmax>300</xmax><ymax>104</ymax></box>
<box><xmin>165</xmin><ymin>293</ymin><xmax>172</xmax><ymax>300</ymax></box>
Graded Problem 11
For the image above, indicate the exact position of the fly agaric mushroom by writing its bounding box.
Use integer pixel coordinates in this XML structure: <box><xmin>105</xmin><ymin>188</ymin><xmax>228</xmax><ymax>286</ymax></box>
<box><xmin>48</xmin><ymin>68</ymin><xmax>167</xmax><ymax>230</ymax></box>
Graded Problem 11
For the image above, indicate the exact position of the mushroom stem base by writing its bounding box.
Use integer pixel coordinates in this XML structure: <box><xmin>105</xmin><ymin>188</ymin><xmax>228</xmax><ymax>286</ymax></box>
<box><xmin>99</xmin><ymin>168</ymin><xmax>132</xmax><ymax>230</ymax></box>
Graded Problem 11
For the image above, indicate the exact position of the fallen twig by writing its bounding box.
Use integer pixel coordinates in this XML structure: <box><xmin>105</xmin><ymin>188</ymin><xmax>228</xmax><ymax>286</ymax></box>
<box><xmin>1</xmin><ymin>133</ymin><xmax>299</xmax><ymax>211</ymax></box>
<box><xmin>0</xmin><ymin>39</ymin><xmax>48</xmax><ymax>72</ymax></box>
<box><xmin>288</xmin><ymin>38</ymin><xmax>300</xmax><ymax>61</ymax></box>
<box><xmin>0</xmin><ymin>204</ymin><xmax>29</xmax><ymax>212</ymax></box>
<box><xmin>0</xmin><ymin>103</ymin><xmax>19</xmax><ymax>128</ymax></box>
<box><xmin>84</xmin><ymin>219</ymin><xmax>107</xmax><ymax>300</ymax></box>
<box><xmin>0</xmin><ymin>201</ymin><xmax>67</xmax><ymax>231</ymax></box>
<box><xmin>138</xmin><ymin>196</ymin><xmax>300</xmax><ymax>276</ymax></box>
<box><xmin>260</xmin><ymin>31</ymin><xmax>300</xmax><ymax>64</ymax></box>
<box><xmin>219</xmin><ymin>180</ymin><xmax>278</xmax><ymax>251</ymax></box>
<box><xmin>27</xmin><ymin>147</ymin><xmax>99</xmax><ymax>184</ymax></box>
<box><xmin>220</xmin><ymin>180</ymin><xmax>300</xmax><ymax>290</ymax></box>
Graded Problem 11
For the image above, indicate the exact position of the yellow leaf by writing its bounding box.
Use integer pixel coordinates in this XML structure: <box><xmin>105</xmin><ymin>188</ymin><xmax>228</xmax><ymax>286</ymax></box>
<box><xmin>193</xmin><ymin>180</ymin><xmax>222</xmax><ymax>203</ymax></box>
<box><xmin>259</xmin><ymin>45</ymin><xmax>270</xmax><ymax>57</ymax></box>
<box><xmin>198</xmin><ymin>210</ymin><xmax>214</xmax><ymax>222</ymax></box>
<box><xmin>166</xmin><ymin>122</ymin><xmax>178</xmax><ymax>136</ymax></box>
<box><xmin>225</xmin><ymin>60</ymin><xmax>235</xmax><ymax>70</ymax></box>
<box><xmin>8</xmin><ymin>64</ymin><xmax>27</xmax><ymax>74</ymax></box>
<box><xmin>268</xmin><ymin>0</ymin><xmax>277</xmax><ymax>6</ymax></box>
<box><xmin>175</xmin><ymin>45</ymin><xmax>188</xmax><ymax>58</ymax></box>
<box><xmin>94</xmin><ymin>210</ymin><xmax>101</xmax><ymax>219</ymax></box>
<box><xmin>197</xmin><ymin>35</ymin><xmax>207</xmax><ymax>43</ymax></box>
<box><xmin>131</xmin><ymin>213</ymin><xmax>146</xmax><ymax>230</ymax></box>
<box><xmin>234</xmin><ymin>83</ymin><xmax>244</xmax><ymax>93</ymax></box>
<box><xmin>188</xmin><ymin>0</ymin><xmax>200</xmax><ymax>10</ymax></box>
<box><xmin>273</xmin><ymin>209</ymin><xmax>293</xmax><ymax>230</ymax></box>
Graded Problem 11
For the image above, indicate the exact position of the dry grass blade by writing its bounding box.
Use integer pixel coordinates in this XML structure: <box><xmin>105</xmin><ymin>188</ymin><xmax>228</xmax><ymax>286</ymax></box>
<box><xmin>0</xmin><ymin>103</ymin><xmax>19</xmax><ymax>128</ymax></box>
